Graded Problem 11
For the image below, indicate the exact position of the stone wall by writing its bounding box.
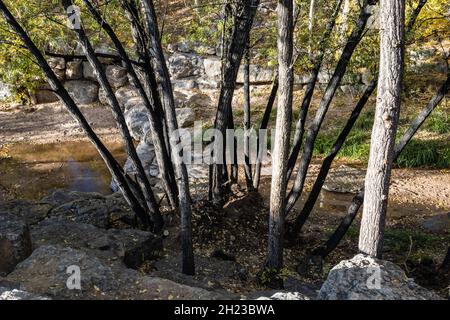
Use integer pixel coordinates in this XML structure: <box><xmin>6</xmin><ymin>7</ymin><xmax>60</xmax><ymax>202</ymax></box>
<box><xmin>36</xmin><ymin>43</ymin><xmax>374</xmax><ymax>105</ymax></box>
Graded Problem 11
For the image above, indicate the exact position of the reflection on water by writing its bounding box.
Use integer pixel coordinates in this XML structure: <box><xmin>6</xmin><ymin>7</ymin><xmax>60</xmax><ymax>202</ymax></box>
<box><xmin>0</xmin><ymin>141</ymin><xmax>126</xmax><ymax>201</ymax></box>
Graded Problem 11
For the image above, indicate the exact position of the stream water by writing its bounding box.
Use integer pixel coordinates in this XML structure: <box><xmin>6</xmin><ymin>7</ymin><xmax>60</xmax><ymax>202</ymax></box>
<box><xmin>0</xmin><ymin>141</ymin><xmax>126</xmax><ymax>201</ymax></box>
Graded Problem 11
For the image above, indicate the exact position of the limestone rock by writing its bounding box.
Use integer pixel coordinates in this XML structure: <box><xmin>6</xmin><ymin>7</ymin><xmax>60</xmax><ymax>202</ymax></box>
<box><xmin>318</xmin><ymin>254</ymin><xmax>443</xmax><ymax>300</ymax></box>
<box><xmin>105</xmin><ymin>65</ymin><xmax>129</xmax><ymax>89</ymax></box>
<box><xmin>66</xmin><ymin>60</ymin><xmax>83</xmax><ymax>80</ymax></box>
<box><xmin>64</xmin><ymin>80</ymin><xmax>99</xmax><ymax>105</ymax></box>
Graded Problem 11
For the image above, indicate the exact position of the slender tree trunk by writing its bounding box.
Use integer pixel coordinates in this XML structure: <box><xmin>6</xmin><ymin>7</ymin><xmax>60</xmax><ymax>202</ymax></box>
<box><xmin>243</xmin><ymin>46</ymin><xmax>253</xmax><ymax>190</ymax></box>
<box><xmin>286</xmin><ymin>0</ymin><xmax>344</xmax><ymax>179</ymax></box>
<box><xmin>140</xmin><ymin>0</ymin><xmax>195</xmax><ymax>275</ymax></box>
<box><xmin>0</xmin><ymin>0</ymin><xmax>151</xmax><ymax>227</ymax></box>
<box><xmin>308</xmin><ymin>0</ymin><xmax>316</xmax><ymax>56</ymax></box>
<box><xmin>253</xmin><ymin>74</ymin><xmax>278</xmax><ymax>190</ymax></box>
<box><xmin>287</xmin><ymin>79</ymin><xmax>377</xmax><ymax>238</ymax></box>
<box><xmin>209</xmin><ymin>0</ymin><xmax>259</xmax><ymax>203</ymax></box>
<box><xmin>266</xmin><ymin>0</ymin><xmax>294</xmax><ymax>280</ymax></box>
<box><xmin>286</xmin><ymin>0</ymin><xmax>377</xmax><ymax>214</ymax></box>
<box><xmin>359</xmin><ymin>0</ymin><xmax>405</xmax><ymax>258</ymax></box>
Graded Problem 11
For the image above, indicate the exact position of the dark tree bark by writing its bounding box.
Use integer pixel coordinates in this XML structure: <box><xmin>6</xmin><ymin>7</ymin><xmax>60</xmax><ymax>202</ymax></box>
<box><xmin>286</xmin><ymin>0</ymin><xmax>377</xmax><ymax>213</ymax></box>
<box><xmin>0</xmin><ymin>0</ymin><xmax>151</xmax><ymax>227</ymax></box>
<box><xmin>139</xmin><ymin>0</ymin><xmax>195</xmax><ymax>275</ymax></box>
<box><xmin>287</xmin><ymin>79</ymin><xmax>377</xmax><ymax>238</ymax></box>
<box><xmin>78</xmin><ymin>0</ymin><xmax>165</xmax><ymax>230</ymax></box>
<box><xmin>210</xmin><ymin>0</ymin><xmax>260</xmax><ymax>203</ymax></box>
<box><xmin>359</xmin><ymin>0</ymin><xmax>405</xmax><ymax>258</ymax></box>
<box><xmin>120</xmin><ymin>0</ymin><xmax>179</xmax><ymax>210</ymax></box>
<box><xmin>286</xmin><ymin>0</ymin><xmax>344</xmax><ymax>180</ymax></box>
<box><xmin>265</xmin><ymin>0</ymin><xmax>294</xmax><ymax>283</ymax></box>
<box><xmin>253</xmin><ymin>73</ymin><xmax>278</xmax><ymax>190</ymax></box>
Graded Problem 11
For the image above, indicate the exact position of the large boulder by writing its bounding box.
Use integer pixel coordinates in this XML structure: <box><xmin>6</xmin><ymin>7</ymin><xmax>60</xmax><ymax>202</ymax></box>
<box><xmin>318</xmin><ymin>254</ymin><xmax>443</xmax><ymax>300</ymax></box>
<box><xmin>124</xmin><ymin>104</ymin><xmax>150</xmax><ymax>140</ymax></box>
<box><xmin>64</xmin><ymin>80</ymin><xmax>99</xmax><ymax>105</ymax></box>
<box><xmin>45</xmin><ymin>191</ymin><xmax>128</xmax><ymax>229</ymax></box>
<box><xmin>0</xmin><ymin>213</ymin><xmax>32</xmax><ymax>276</ymax></box>
<box><xmin>115</xmin><ymin>85</ymin><xmax>140</xmax><ymax>107</ymax></box>
<box><xmin>66</xmin><ymin>60</ymin><xmax>83</xmax><ymax>80</ymax></box>
<box><xmin>6</xmin><ymin>245</ymin><xmax>230</xmax><ymax>299</ymax></box>
<box><xmin>31</xmin><ymin>220</ymin><xmax>162</xmax><ymax>268</ymax></box>
<box><xmin>0</xmin><ymin>200</ymin><xmax>52</xmax><ymax>225</ymax></box>
<box><xmin>82</xmin><ymin>61</ymin><xmax>98</xmax><ymax>80</ymax></box>
<box><xmin>105</xmin><ymin>65</ymin><xmax>129</xmax><ymax>89</ymax></box>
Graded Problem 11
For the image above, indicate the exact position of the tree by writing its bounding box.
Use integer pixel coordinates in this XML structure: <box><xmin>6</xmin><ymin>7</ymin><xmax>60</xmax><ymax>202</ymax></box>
<box><xmin>265</xmin><ymin>0</ymin><xmax>293</xmax><ymax>284</ymax></box>
<box><xmin>358</xmin><ymin>0</ymin><xmax>405</xmax><ymax>258</ymax></box>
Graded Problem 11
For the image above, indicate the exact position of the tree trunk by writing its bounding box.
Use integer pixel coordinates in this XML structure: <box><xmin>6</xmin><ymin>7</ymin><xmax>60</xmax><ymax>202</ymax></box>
<box><xmin>287</xmin><ymin>79</ymin><xmax>377</xmax><ymax>238</ymax></box>
<box><xmin>243</xmin><ymin>46</ymin><xmax>253</xmax><ymax>190</ymax></box>
<box><xmin>286</xmin><ymin>0</ymin><xmax>344</xmax><ymax>179</ymax></box>
<box><xmin>266</xmin><ymin>0</ymin><xmax>294</xmax><ymax>278</ymax></box>
<box><xmin>308</xmin><ymin>0</ymin><xmax>316</xmax><ymax>56</ymax></box>
<box><xmin>286</xmin><ymin>0</ymin><xmax>376</xmax><ymax>214</ymax></box>
<box><xmin>359</xmin><ymin>0</ymin><xmax>405</xmax><ymax>258</ymax></box>
<box><xmin>253</xmin><ymin>74</ymin><xmax>278</xmax><ymax>190</ymax></box>
<box><xmin>210</xmin><ymin>0</ymin><xmax>260</xmax><ymax>203</ymax></box>
<box><xmin>140</xmin><ymin>0</ymin><xmax>195</xmax><ymax>275</ymax></box>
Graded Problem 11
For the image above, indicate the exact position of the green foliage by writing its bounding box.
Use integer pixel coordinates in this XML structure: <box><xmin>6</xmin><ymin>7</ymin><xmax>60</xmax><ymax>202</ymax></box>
<box><xmin>395</xmin><ymin>139</ymin><xmax>449</xmax><ymax>168</ymax></box>
<box><xmin>425</xmin><ymin>110</ymin><xmax>450</xmax><ymax>134</ymax></box>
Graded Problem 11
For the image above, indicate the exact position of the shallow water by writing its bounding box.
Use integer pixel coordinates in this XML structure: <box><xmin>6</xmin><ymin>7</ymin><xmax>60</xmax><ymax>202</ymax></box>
<box><xmin>0</xmin><ymin>141</ymin><xmax>126</xmax><ymax>201</ymax></box>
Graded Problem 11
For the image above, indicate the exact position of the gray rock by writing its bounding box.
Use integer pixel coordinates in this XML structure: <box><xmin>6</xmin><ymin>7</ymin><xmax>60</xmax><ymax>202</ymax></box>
<box><xmin>35</xmin><ymin>89</ymin><xmax>59</xmax><ymax>104</ymax></box>
<box><xmin>106</xmin><ymin>65</ymin><xmax>129</xmax><ymax>89</ymax></box>
<box><xmin>318</xmin><ymin>254</ymin><xmax>444</xmax><ymax>300</ymax></box>
<box><xmin>0</xmin><ymin>213</ymin><xmax>32</xmax><ymax>276</ymax></box>
<box><xmin>172</xmin><ymin>79</ymin><xmax>198</xmax><ymax>91</ymax></box>
<box><xmin>124</xmin><ymin>104</ymin><xmax>151</xmax><ymax>140</ymax></box>
<box><xmin>31</xmin><ymin>220</ymin><xmax>162</xmax><ymax>268</ymax></box>
<box><xmin>176</xmin><ymin>108</ymin><xmax>196</xmax><ymax>128</ymax></box>
<box><xmin>236</xmin><ymin>65</ymin><xmax>274</xmax><ymax>83</ymax></box>
<box><xmin>186</xmin><ymin>92</ymin><xmax>213</xmax><ymax>108</ymax></box>
<box><xmin>203</xmin><ymin>57</ymin><xmax>222</xmax><ymax>82</ymax></box>
<box><xmin>64</xmin><ymin>80</ymin><xmax>99</xmax><ymax>105</ymax></box>
<box><xmin>82</xmin><ymin>61</ymin><xmax>98</xmax><ymax>80</ymax></box>
<box><xmin>0</xmin><ymin>82</ymin><xmax>12</xmax><ymax>101</ymax></box>
<box><xmin>66</xmin><ymin>60</ymin><xmax>83</xmax><ymax>80</ymax></box>
<box><xmin>115</xmin><ymin>85</ymin><xmax>140</xmax><ymax>106</ymax></box>
<box><xmin>6</xmin><ymin>245</ymin><xmax>133</xmax><ymax>299</ymax></box>
<box><xmin>110</xmin><ymin>141</ymin><xmax>159</xmax><ymax>192</ymax></box>
<box><xmin>7</xmin><ymin>245</ymin><xmax>228</xmax><ymax>300</ymax></box>
<box><xmin>168</xmin><ymin>53</ymin><xmax>199</xmax><ymax>79</ymax></box>
<box><xmin>323</xmin><ymin>165</ymin><xmax>366</xmax><ymax>193</ymax></box>
<box><xmin>360</xmin><ymin>68</ymin><xmax>373</xmax><ymax>85</ymax></box>
<box><xmin>48</xmin><ymin>57</ymin><xmax>66</xmax><ymax>71</ymax></box>
<box><xmin>318</xmin><ymin>70</ymin><xmax>332</xmax><ymax>84</ymax></box>
<box><xmin>124</xmin><ymin>97</ymin><xmax>145</xmax><ymax>111</ymax></box>
<box><xmin>0</xmin><ymin>200</ymin><xmax>52</xmax><ymax>225</ymax></box>
<box><xmin>0</xmin><ymin>287</ymin><xmax>50</xmax><ymax>300</ymax></box>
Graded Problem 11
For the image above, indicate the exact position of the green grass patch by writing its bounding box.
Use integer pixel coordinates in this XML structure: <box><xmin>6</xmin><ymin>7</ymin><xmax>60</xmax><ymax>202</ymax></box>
<box><xmin>425</xmin><ymin>110</ymin><xmax>450</xmax><ymax>134</ymax></box>
<box><xmin>395</xmin><ymin>139</ymin><xmax>450</xmax><ymax>168</ymax></box>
